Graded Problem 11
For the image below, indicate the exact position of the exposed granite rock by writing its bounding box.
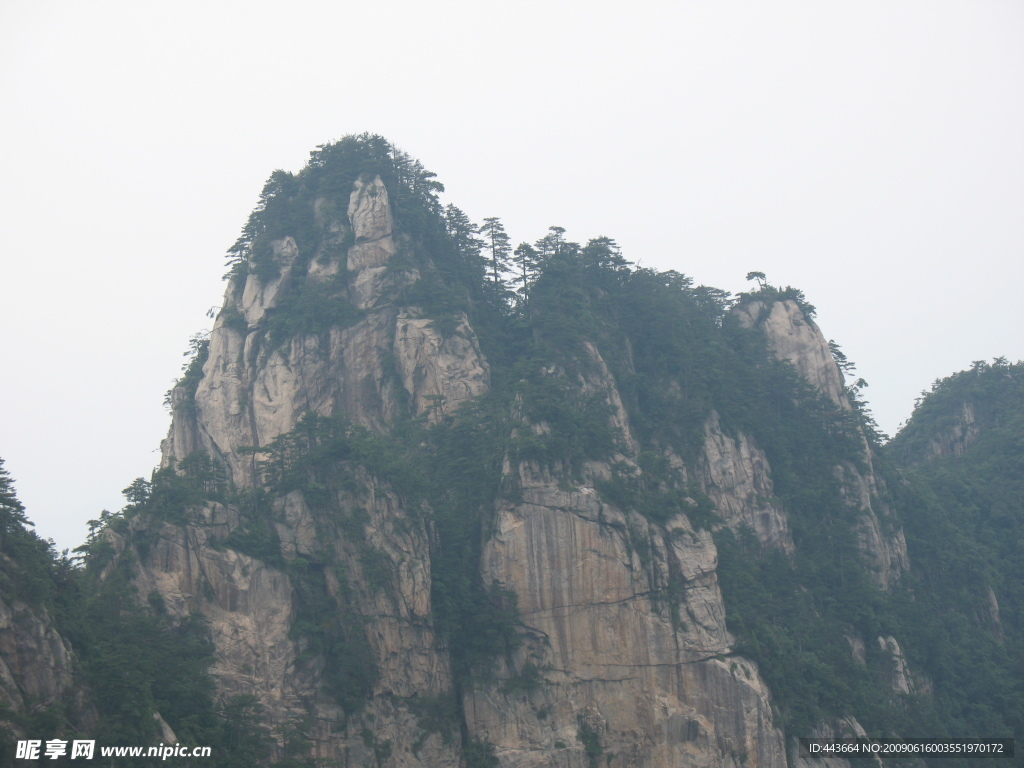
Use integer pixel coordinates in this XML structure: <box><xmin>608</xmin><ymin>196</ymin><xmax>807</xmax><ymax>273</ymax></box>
<box><xmin>123</xmin><ymin>472</ymin><xmax>458</xmax><ymax>765</ymax></box>
<box><xmin>149</xmin><ymin>175</ymin><xmax>930</xmax><ymax>766</ymax></box>
<box><xmin>471</xmin><ymin>348</ymin><xmax>786</xmax><ymax>767</ymax></box>
<box><xmin>698</xmin><ymin>412</ymin><xmax>793</xmax><ymax>553</ymax></box>
<box><xmin>877</xmin><ymin>635</ymin><xmax>913</xmax><ymax>695</ymax></box>
<box><xmin>394</xmin><ymin>310</ymin><xmax>491</xmax><ymax>424</ymax></box>
<box><xmin>925</xmin><ymin>400</ymin><xmax>981</xmax><ymax>460</ymax></box>
<box><xmin>347</xmin><ymin>174</ymin><xmax>404</xmax><ymax>310</ymax></box>
<box><xmin>789</xmin><ymin>717</ymin><xmax>883</xmax><ymax>768</ymax></box>
<box><xmin>0</xmin><ymin>587</ymin><xmax>95</xmax><ymax>738</ymax></box>
<box><xmin>833</xmin><ymin>460</ymin><xmax>907</xmax><ymax>589</ymax></box>
<box><xmin>474</xmin><ymin>455</ymin><xmax>785</xmax><ymax>767</ymax></box>
<box><xmin>240</xmin><ymin>237</ymin><xmax>300</xmax><ymax>327</ymax></box>
<box><xmin>736</xmin><ymin>299</ymin><xmax>907</xmax><ymax>588</ymax></box>
<box><xmin>736</xmin><ymin>300</ymin><xmax>848</xmax><ymax>409</ymax></box>
<box><xmin>0</xmin><ymin>597</ymin><xmax>74</xmax><ymax>716</ymax></box>
<box><xmin>161</xmin><ymin>174</ymin><xmax>489</xmax><ymax>486</ymax></box>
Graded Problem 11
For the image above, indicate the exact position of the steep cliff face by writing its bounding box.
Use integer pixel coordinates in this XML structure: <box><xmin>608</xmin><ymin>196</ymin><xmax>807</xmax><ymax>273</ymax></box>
<box><xmin>142</xmin><ymin>162</ymin><xmax>485</xmax><ymax>763</ymax></box>
<box><xmin>471</xmin><ymin>344</ymin><xmax>785</xmax><ymax>767</ymax></box>
<box><xmin>735</xmin><ymin>301</ymin><xmax>848</xmax><ymax>409</ymax></box>
<box><xmin>103</xmin><ymin>137</ymin><xmax>953</xmax><ymax>766</ymax></box>
<box><xmin>117</xmin><ymin>478</ymin><xmax>459</xmax><ymax>765</ymax></box>
<box><xmin>0</xmin><ymin>593</ymin><xmax>82</xmax><ymax>736</ymax></box>
<box><xmin>921</xmin><ymin>400</ymin><xmax>980</xmax><ymax>459</ymax></box>
<box><xmin>137</xmin><ymin>142</ymin><xmax>800</xmax><ymax>765</ymax></box>
<box><xmin>162</xmin><ymin>172</ymin><xmax>489</xmax><ymax>488</ymax></box>
<box><xmin>0</xmin><ymin>464</ymin><xmax>97</xmax><ymax>746</ymax></box>
<box><xmin>736</xmin><ymin>299</ymin><xmax>906</xmax><ymax>589</ymax></box>
<box><xmin>698</xmin><ymin>411</ymin><xmax>793</xmax><ymax>553</ymax></box>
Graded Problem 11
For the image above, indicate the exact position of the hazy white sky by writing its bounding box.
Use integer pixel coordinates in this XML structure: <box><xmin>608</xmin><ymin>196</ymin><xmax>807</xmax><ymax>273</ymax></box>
<box><xmin>1</xmin><ymin>0</ymin><xmax>1021</xmax><ymax>551</ymax></box>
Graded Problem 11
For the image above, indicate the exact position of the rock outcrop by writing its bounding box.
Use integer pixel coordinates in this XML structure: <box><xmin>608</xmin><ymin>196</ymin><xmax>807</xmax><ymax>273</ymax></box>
<box><xmin>146</xmin><ymin>169</ymin><xmax>799</xmax><ymax>766</ymax></box>
<box><xmin>737</xmin><ymin>298</ymin><xmax>907</xmax><ymax>588</ymax></box>
<box><xmin>473</xmin><ymin>346</ymin><xmax>786</xmax><ymax>767</ymax></box>
<box><xmin>140</xmin><ymin>163</ymin><xmax>920</xmax><ymax>766</ymax></box>
<box><xmin>475</xmin><ymin>460</ymin><xmax>785</xmax><ymax>767</ymax></box>
<box><xmin>0</xmin><ymin>588</ymin><xmax>94</xmax><ymax>740</ymax></box>
<box><xmin>161</xmin><ymin>173</ymin><xmax>490</xmax><ymax>487</ymax></box>
<box><xmin>924</xmin><ymin>400</ymin><xmax>981</xmax><ymax>460</ymax></box>
<box><xmin>698</xmin><ymin>411</ymin><xmax>793</xmax><ymax>553</ymax></box>
<box><xmin>120</xmin><ymin>479</ymin><xmax>458</xmax><ymax>765</ymax></box>
<box><xmin>0</xmin><ymin>597</ymin><xmax>73</xmax><ymax>718</ymax></box>
<box><xmin>735</xmin><ymin>301</ymin><xmax>848</xmax><ymax>409</ymax></box>
<box><xmin>5</xmin><ymin>137</ymin><xmax>1015</xmax><ymax>766</ymax></box>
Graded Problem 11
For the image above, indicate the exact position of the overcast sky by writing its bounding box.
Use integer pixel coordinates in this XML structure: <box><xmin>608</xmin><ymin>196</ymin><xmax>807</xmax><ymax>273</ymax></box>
<box><xmin>1</xmin><ymin>1</ymin><xmax>1021</xmax><ymax>551</ymax></box>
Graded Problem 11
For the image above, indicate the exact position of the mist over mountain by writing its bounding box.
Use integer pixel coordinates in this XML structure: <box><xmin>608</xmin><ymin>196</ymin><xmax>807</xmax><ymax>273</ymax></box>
<box><xmin>1</xmin><ymin>136</ymin><xmax>1020</xmax><ymax>767</ymax></box>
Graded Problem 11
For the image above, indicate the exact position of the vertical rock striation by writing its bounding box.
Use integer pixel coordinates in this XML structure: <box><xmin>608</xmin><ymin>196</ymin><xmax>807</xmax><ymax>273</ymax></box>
<box><xmin>471</xmin><ymin>344</ymin><xmax>787</xmax><ymax>767</ymax></box>
<box><xmin>145</xmin><ymin>169</ymin><xmax>488</xmax><ymax>764</ymax></box>
<box><xmin>161</xmin><ymin>174</ymin><xmax>489</xmax><ymax>487</ymax></box>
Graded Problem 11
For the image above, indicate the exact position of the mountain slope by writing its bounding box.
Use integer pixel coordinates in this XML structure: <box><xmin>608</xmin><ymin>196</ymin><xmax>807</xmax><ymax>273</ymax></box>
<box><xmin>3</xmin><ymin>136</ymin><xmax>1020</xmax><ymax>768</ymax></box>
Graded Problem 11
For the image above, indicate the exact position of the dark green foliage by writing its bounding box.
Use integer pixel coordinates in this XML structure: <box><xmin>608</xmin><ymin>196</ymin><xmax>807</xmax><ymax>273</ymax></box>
<box><xmin>828</xmin><ymin>338</ymin><xmax>887</xmax><ymax>442</ymax></box>
<box><xmin>165</xmin><ymin>333</ymin><xmax>210</xmax><ymax>416</ymax></box>
<box><xmin>223</xmin><ymin>134</ymin><xmax>493</xmax><ymax>354</ymax></box>
<box><xmin>221</xmin><ymin>489</ymin><xmax>283</xmax><ymax>565</ymax></box>
<box><xmin>499</xmin><ymin>662</ymin><xmax>545</xmax><ymax>696</ymax></box>
<box><xmin>736</xmin><ymin>281</ymin><xmax>817</xmax><ymax>319</ymax></box>
<box><xmin>511</xmin><ymin>376</ymin><xmax>619</xmax><ymax>473</ymax></box>
<box><xmin>258</xmin><ymin>411</ymin><xmax>428</xmax><ymax>502</ymax></box>
<box><xmin>576</xmin><ymin>716</ymin><xmax>604</xmax><ymax>768</ymax></box>
<box><xmin>888</xmin><ymin>357</ymin><xmax>1024</xmax><ymax>466</ymax></box>
<box><xmin>425</xmin><ymin>397</ymin><xmax>524</xmax><ymax>681</ymax></box>
<box><xmin>287</xmin><ymin>558</ymin><xmax>379</xmax><ymax>716</ymax></box>
<box><xmin>707</xmin><ymin>358</ymin><xmax>900</xmax><ymax>735</ymax></box>
<box><xmin>594</xmin><ymin>459</ymin><xmax>717</xmax><ymax>528</ymax></box>
<box><xmin>879</xmin><ymin>360</ymin><xmax>1024</xmax><ymax>757</ymax></box>
<box><xmin>359</xmin><ymin>728</ymin><xmax>393</xmax><ymax>765</ymax></box>
<box><xmin>253</xmin><ymin>404</ymin><xmax>526</xmax><ymax>698</ymax></box>
<box><xmin>526</xmin><ymin>242</ymin><xmax>592</xmax><ymax>357</ymax></box>
<box><xmin>715</xmin><ymin>358</ymin><xmax>1024</xmax><ymax>761</ymax></box>
<box><xmin>358</xmin><ymin>544</ymin><xmax>393</xmax><ymax>593</ymax></box>
<box><xmin>715</xmin><ymin>526</ymin><xmax>892</xmax><ymax>734</ymax></box>
<box><xmin>54</xmin><ymin>556</ymin><xmax>219</xmax><ymax>748</ymax></box>
<box><xmin>214</xmin><ymin>695</ymin><xmax>275</xmax><ymax>767</ymax></box>
<box><xmin>408</xmin><ymin>693</ymin><xmax>460</xmax><ymax>750</ymax></box>
<box><xmin>463</xmin><ymin>736</ymin><xmax>500</xmax><ymax>768</ymax></box>
<box><xmin>265</xmin><ymin>274</ymin><xmax>363</xmax><ymax>344</ymax></box>
<box><xmin>0</xmin><ymin>459</ymin><xmax>59</xmax><ymax>607</ymax></box>
<box><xmin>477</xmin><ymin>216</ymin><xmax>512</xmax><ymax>290</ymax></box>
<box><xmin>511</xmin><ymin>242</ymin><xmax>541</xmax><ymax>305</ymax></box>
<box><xmin>10</xmin><ymin>135</ymin><xmax>1017</xmax><ymax>765</ymax></box>
<box><xmin>115</xmin><ymin>452</ymin><xmax>225</xmax><ymax>526</ymax></box>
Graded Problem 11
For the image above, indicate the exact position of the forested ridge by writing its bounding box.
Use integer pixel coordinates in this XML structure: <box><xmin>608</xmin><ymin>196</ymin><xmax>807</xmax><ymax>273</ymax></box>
<box><xmin>1</xmin><ymin>136</ymin><xmax>1020</xmax><ymax>767</ymax></box>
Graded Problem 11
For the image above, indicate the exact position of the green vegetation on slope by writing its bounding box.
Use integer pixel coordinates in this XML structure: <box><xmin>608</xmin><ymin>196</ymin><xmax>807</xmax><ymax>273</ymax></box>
<box><xmin>5</xmin><ymin>136</ymin><xmax>1021</xmax><ymax>766</ymax></box>
<box><xmin>883</xmin><ymin>360</ymin><xmax>1024</xmax><ymax>759</ymax></box>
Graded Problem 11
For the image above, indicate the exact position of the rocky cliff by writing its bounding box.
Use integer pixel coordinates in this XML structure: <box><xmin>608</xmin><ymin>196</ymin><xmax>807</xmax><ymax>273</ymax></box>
<box><xmin>735</xmin><ymin>299</ymin><xmax>907</xmax><ymax>589</ymax></box>
<box><xmin>0</xmin><ymin>464</ymin><xmax>96</xmax><ymax>749</ymax></box>
<box><xmin>60</xmin><ymin>136</ymin><xmax>950</xmax><ymax>767</ymax></box>
<box><xmin>0</xmin><ymin>590</ymin><xmax>91</xmax><ymax>741</ymax></box>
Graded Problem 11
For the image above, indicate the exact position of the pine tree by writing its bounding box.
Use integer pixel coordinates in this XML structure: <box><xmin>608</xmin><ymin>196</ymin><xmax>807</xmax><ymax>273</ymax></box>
<box><xmin>582</xmin><ymin>236</ymin><xmax>628</xmax><ymax>288</ymax></box>
<box><xmin>0</xmin><ymin>457</ymin><xmax>30</xmax><ymax>540</ymax></box>
<box><xmin>478</xmin><ymin>217</ymin><xmax>512</xmax><ymax>287</ymax></box>
<box><xmin>445</xmin><ymin>204</ymin><xmax>485</xmax><ymax>272</ymax></box>
<box><xmin>512</xmin><ymin>242</ymin><xmax>541</xmax><ymax>306</ymax></box>
<box><xmin>534</xmin><ymin>225</ymin><xmax>568</xmax><ymax>261</ymax></box>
